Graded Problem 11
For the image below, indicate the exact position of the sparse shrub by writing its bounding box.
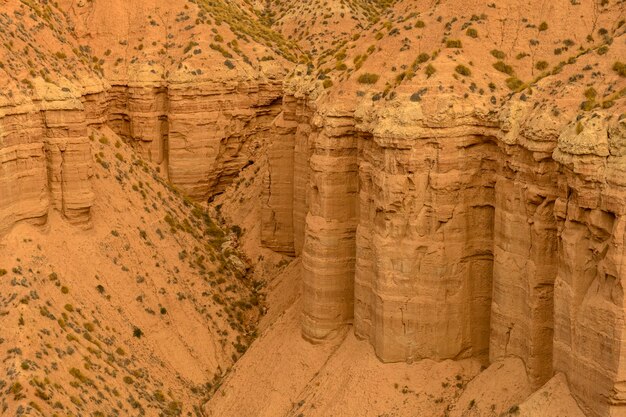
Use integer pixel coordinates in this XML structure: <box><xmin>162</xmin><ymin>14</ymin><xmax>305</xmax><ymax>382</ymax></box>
<box><xmin>535</xmin><ymin>60</ymin><xmax>549</xmax><ymax>70</ymax></box>
<box><xmin>538</xmin><ymin>22</ymin><xmax>548</xmax><ymax>31</ymax></box>
<box><xmin>506</xmin><ymin>77</ymin><xmax>524</xmax><ymax>90</ymax></box>
<box><xmin>584</xmin><ymin>87</ymin><xmax>597</xmax><ymax>100</ymax></box>
<box><xmin>133</xmin><ymin>327</ymin><xmax>143</xmax><ymax>338</ymax></box>
<box><xmin>455</xmin><ymin>65</ymin><xmax>471</xmax><ymax>76</ymax></box>
<box><xmin>357</xmin><ymin>73</ymin><xmax>380</xmax><ymax>84</ymax></box>
<box><xmin>490</xmin><ymin>49</ymin><xmax>506</xmax><ymax>59</ymax></box>
<box><xmin>576</xmin><ymin>122</ymin><xmax>584</xmax><ymax>134</ymax></box>
<box><xmin>425</xmin><ymin>64</ymin><xmax>436</xmax><ymax>77</ymax></box>
<box><xmin>446</xmin><ymin>39</ymin><xmax>462</xmax><ymax>48</ymax></box>
<box><xmin>231</xmin><ymin>225</ymin><xmax>242</xmax><ymax>237</ymax></box>
<box><xmin>466</xmin><ymin>28</ymin><xmax>478</xmax><ymax>38</ymax></box>
<box><xmin>580</xmin><ymin>100</ymin><xmax>595</xmax><ymax>111</ymax></box>
<box><xmin>209</xmin><ymin>43</ymin><xmax>232</xmax><ymax>58</ymax></box>
<box><xmin>613</xmin><ymin>61</ymin><xmax>626</xmax><ymax>77</ymax></box>
<box><xmin>409</xmin><ymin>88</ymin><xmax>428</xmax><ymax>102</ymax></box>
<box><xmin>416</xmin><ymin>52</ymin><xmax>430</xmax><ymax>64</ymax></box>
<box><xmin>493</xmin><ymin>61</ymin><xmax>514</xmax><ymax>75</ymax></box>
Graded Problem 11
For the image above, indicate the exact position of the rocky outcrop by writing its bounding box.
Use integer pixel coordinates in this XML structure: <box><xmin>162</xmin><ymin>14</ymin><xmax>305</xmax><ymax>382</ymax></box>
<box><xmin>261</xmin><ymin>94</ymin><xmax>313</xmax><ymax>256</ymax></box>
<box><xmin>0</xmin><ymin>99</ymin><xmax>95</xmax><ymax>236</ymax></box>
<box><xmin>551</xmin><ymin>117</ymin><xmax>626</xmax><ymax>417</ymax></box>
<box><xmin>106</xmin><ymin>80</ymin><xmax>283</xmax><ymax>199</ymax></box>
<box><xmin>517</xmin><ymin>373</ymin><xmax>587</xmax><ymax>417</ymax></box>
<box><xmin>450</xmin><ymin>357</ymin><xmax>532</xmax><ymax>417</ymax></box>
<box><xmin>261</xmin><ymin>82</ymin><xmax>626</xmax><ymax>415</ymax></box>
<box><xmin>301</xmin><ymin>107</ymin><xmax>360</xmax><ymax>341</ymax></box>
<box><xmin>0</xmin><ymin>0</ymin><xmax>289</xmax><ymax>238</ymax></box>
<box><xmin>0</xmin><ymin>77</ymin><xmax>284</xmax><ymax>237</ymax></box>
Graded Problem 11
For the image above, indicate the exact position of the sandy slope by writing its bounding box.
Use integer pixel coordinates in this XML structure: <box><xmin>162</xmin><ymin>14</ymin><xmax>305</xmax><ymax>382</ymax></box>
<box><xmin>0</xmin><ymin>126</ymin><xmax>262</xmax><ymax>416</ymax></box>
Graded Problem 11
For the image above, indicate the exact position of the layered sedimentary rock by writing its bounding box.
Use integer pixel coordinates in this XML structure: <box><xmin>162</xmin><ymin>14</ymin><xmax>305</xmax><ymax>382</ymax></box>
<box><xmin>262</xmin><ymin>94</ymin><xmax>313</xmax><ymax>255</ymax></box>
<box><xmin>0</xmin><ymin>78</ymin><xmax>283</xmax><ymax>238</ymax></box>
<box><xmin>0</xmin><ymin>99</ymin><xmax>95</xmax><ymax>236</ymax></box>
<box><xmin>551</xmin><ymin>117</ymin><xmax>626</xmax><ymax>417</ymax></box>
<box><xmin>301</xmin><ymin>108</ymin><xmax>360</xmax><ymax>341</ymax></box>
<box><xmin>354</xmin><ymin>116</ymin><xmax>498</xmax><ymax>363</ymax></box>
<box><xmin>261</xmin><ymin>81</ymin><xmax>626</xmax><ymax>415</ymax></box>
<box><xmin>105</xmin><ymin>80</ymin><xmax>283</xmax><ymax>199</ymax></box>
<box><xmin>261</xmin><ymin>96</ymin><xmax>298</xmax><ymax>254</ymax></box>
<box><xmin>489</xmin><ymin>105</ymin><xmax>562</xmax><ymax>388</ymax></box>
<box><xmin>0</xmin><ymin>0</ymin><xmax>291</xmax><ymax>238</ymax></box>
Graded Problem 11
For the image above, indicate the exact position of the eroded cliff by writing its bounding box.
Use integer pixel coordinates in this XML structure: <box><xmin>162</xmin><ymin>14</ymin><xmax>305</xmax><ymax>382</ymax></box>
<box><xmin>1</xmin><ymin>0</ymin><xmax>626</xmax><ymax>416</ymax></box>
<box><xmin>259</xmin><ymin>0</ymin><xmax>626</xmax><ymax>414</ymax></box>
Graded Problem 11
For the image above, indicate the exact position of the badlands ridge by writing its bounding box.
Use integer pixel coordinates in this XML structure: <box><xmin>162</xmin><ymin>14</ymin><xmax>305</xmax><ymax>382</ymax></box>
<box><xmin>0</xmin><ymin>0</ymin><xmax>625</xmax><ymax>416</ymax></box>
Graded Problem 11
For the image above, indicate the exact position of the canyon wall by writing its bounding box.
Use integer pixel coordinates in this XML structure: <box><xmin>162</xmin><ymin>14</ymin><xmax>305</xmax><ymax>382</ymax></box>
<box><xmin>262</xmin><ymin>89</ymin><xmax>626</xmax><ymax>416</ymax></box>
<box><xmin>105</xmin><ymin>80</ymin><xmax>283</xmax><ymax>199</ymax></box>
<box><xmin>0</xmin><ymin>97</ymin><xmax>96</xmax><ymax>236</ymax></box>
<box><xmin>0</xmin><ymin>78</ymin><xmax>283</xmax><ymax>237</ymax></box>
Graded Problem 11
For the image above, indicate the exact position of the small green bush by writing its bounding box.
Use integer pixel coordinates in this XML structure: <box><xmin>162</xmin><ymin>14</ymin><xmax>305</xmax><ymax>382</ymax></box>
<box><xmin>455</xmin><ymin>65</ymin><xmax>471</xmax><ymax>76</ymax></box>
<box><xmin>133</xmin><ymin>327</ymin><xmax>143</xmax><ymax>338</ymax></box>
<box><xmin>613</xmin><ymin>61</ymin><xmax>626</xmax><ymax>77</ymax></box>
<box><xmin>466</xmin><ymin>28</ymin><xmax>478</xmax><ymax>38</ymax></box>
<box><xmin>425</xmin><ymin>64</ymin><xmax>436</xmax><ymax>78</ymax></box>
<box><xmin>584</xmin><ymin>87</ymin><xmax>597</xmax><ymax>100</ymax></box>
<box><xmin>416</xmin><ymin>53</ymin><xmax>430</xmax><ymax>64</ymax></box>
<box><xmin>505</xmin><ymin>77</ymin><xmax>524</xmax><ymax>91</ymax></box>
<box><xmin>446</xmin><ymin>39</ymin><xmax>463</xmax><ymax>48</ymax></box>
<box><xmin>357</xmin><ymin>73</ymin><xmax>380</xmax><ymax>84</ymax></box>
<box><xmin>576</xmin><ymin>122</ymin><xmax>584</xmax><ymax>134</ymax></box>
<box><xmin>490</xmin><ymin>49</ymin><xmax>506</xmax><ymax>59</ymax></box>
<box><xmin>493</xmin><ymin>61</ymin><xmax>514</xmax><ymax>75</ymax></box>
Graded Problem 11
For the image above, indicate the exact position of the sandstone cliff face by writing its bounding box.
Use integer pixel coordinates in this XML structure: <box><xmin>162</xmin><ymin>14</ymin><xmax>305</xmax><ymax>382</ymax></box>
<box><xmin>0</xmin><ymin>101</ymin><xmax>95</xmax><ymax>236</ymax></box>
<box><xmin>2</xmin><ymin>0</ymin><xmax>625</xmax><ymax>416</ymax></box>
<box><xmin>0</xmin><ymin>0</ymin><xmax>288</xmax><ymax>238</ymax></box>
<box><xmin>261</xmin><ymin>60</ymin><xmax>626</xmax><ymax>416</ymax></box>
<box><xmin>105</xmin><ymin>80</ymin><xmax>283</xmax><ymax>199</ymax></box>
<box><xmin>0</xmin><ymin>80</ymin><xmax>283</xmax><ymax>237</ymax></box>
